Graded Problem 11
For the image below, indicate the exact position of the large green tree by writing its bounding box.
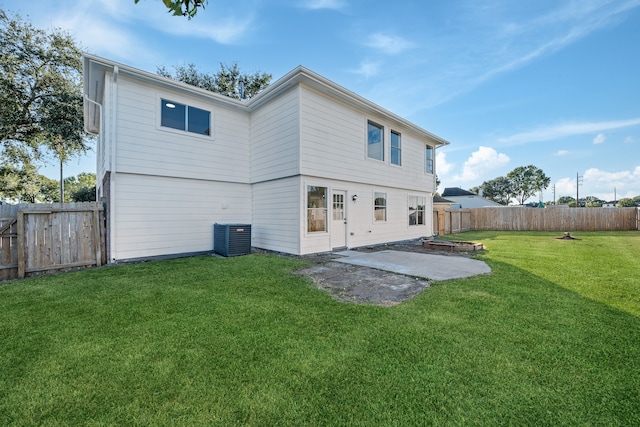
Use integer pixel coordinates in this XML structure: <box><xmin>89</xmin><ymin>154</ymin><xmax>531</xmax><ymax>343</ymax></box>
<box><xmin>506</xmin><ymin>165</ymin><xmax>551</xmax><ymax>206</ymax></box>
<box><xmin>157</xmin><ymin>62</ymin><xmax>272</xmax><ymax>100</ymax></box>
<box><xmin>0</xmin><ymin>9</ymin><xmax>91</xmax><ymax>200</ymax></box>
<box><xmin>64</xmin><ymin>172</ymin><xmax>96</xmax><ymax>202</ymax></box>
<box><xmin>135</xmin><ymin>0</ymin><xmax>207</xmax><ymax>19</ymax></box>
<box><xmin>0</xmin><ymin>163</ymin><xmax>59</xmax><ymax>203</ymax></box>
<box><xmin>472</xmin><ymin>176</ymin><xmax>513</xmax><ymax>205</ymax></box>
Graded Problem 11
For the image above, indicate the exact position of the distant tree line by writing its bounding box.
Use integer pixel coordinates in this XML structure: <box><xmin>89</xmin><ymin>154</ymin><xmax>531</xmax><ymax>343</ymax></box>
<box><xmin>0</xmin><ymin>169</ymin><xmax>96</xmax><ymax>203</ymax></box>
<box><xmin>548</xmin><ymin>195</ymin><xmax>640</xmax><ymax>208</ymax></box>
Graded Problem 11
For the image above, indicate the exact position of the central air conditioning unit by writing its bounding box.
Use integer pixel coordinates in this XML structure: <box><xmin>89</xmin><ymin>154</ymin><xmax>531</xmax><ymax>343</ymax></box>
<box><xmin>214</xmin><ymin>223</ymin><xmax>252</xmax><ymax>257</ymax></box>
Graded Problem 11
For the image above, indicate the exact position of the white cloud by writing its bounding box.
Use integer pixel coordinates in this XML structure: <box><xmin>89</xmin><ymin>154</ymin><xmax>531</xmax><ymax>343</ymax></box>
<box><xmin>444</xmin><ymin>146</ymin><xmax>510</xmax><ymax>187</ymax></box>
<box><xmin>624</xmin><ymin>136</ymin><xmax>636</xmax><ymax>144</ymax></box>
<box><xmin>365</xmin><ymin>33</ymin><xmax>415</xmax><ymax>55</ymax></box>
<box><xmin>158</xmin><ymin>16</ymin><xmax>254</xmax><ymax>44</ymax></box>
<box><xmin>583</xmin><ymin>166</ymin><xmax>640</xmax><ymax>196</ymax></box>
<box><xmin>436</xmin><ymin>151</ymin><xmax>453</xmax><ymax>176</ymax></box>
<box><xmin>497</xmin><ymin>117</ymin><xmax>640</xmax><ymax>145</ymax></box>
<box><xmin>593</xmin><ymin>133</ymin><xmax>606</xmax><ymax>144</ymax></box>
<box><xmin>555</xmin><ymin>166</ymin><xmax>640</xmax><ymax>201</ymax></box>
<box><xmin>554</xmin><ymin>177</ymin><xmax>575</xmax><ymax>199</ymax></box>
<box><xmin>349</xmin><ymin>61</ymin><xmax>381</xmax><ymax>79</ymax></box>
<box><xmin>555</xmin><ymin>150</ymin><xmax>570</xmax><ymax>156</ymax></box>
<box><xmin>303</xmin><ymin>0</ymin><xmax>346</xmax><ymax>10</ymax></box>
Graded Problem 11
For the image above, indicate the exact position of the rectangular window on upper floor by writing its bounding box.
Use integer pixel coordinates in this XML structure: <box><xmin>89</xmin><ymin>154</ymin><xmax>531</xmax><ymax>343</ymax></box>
<box><xmin>391</xmin><ymin>131</ymin><xmax>401</xmax><ymax>166</ymax></box>
<box><xmin>161</xmin><ymin>99</ymin><xmax>211</xmax><ymax>136</ymax></box>
<box><xmin>367</xmin><ymin>121</ymin><xmax>384</xmax><ymax>161</ymax></box>
<box><xmin>425</xmin><ymin>145</ymin><xmax>434</xmax><ymax>174</ymax></box>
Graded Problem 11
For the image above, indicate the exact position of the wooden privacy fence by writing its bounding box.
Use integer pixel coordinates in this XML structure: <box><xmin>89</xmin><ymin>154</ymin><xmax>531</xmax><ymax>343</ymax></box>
<box><xmin>433</xmin><ymin>207</ymin><xmax>639</xmax><ymax>235</ymax></box>
<box><xmin>469</xmin><ymin>207</ymin><xmax>640</xmax><ymax>232</ymax></box>
<box><xmin>433</xmin><ymin>208</ymin><xmax>472</xmax><ymax>235</ymax></box>
<box><xmin>0</xmin><ymin>202</ymin><xmax>105</xmax><ymax>281</ymax></box>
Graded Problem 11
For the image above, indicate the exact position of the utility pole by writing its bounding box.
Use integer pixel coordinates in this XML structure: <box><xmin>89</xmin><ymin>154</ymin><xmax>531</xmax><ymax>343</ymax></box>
<box><xmin>576</xmin><ymin>172</ymin><xmax>583</xmax><ymax>207</ymax></box>
<box><xmin>553</xmin><ymin>184</ymin><xmax>556</xmax><ymax>204</ymax></box>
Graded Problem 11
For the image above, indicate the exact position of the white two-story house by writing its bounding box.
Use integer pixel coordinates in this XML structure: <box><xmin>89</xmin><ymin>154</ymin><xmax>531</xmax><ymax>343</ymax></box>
<box><xmin>83</xmin><ymin>54</ymin><xmax>450</xmax><ymax>261</ymax></box>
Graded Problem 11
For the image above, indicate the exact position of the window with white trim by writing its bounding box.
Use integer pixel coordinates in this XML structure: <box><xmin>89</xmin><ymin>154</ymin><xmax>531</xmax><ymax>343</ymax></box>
<box><xmin>161</xmin><ymin>99</ymin><xmax>211</xmax><ymax>136</ymax></box>
<box><xmin>367</xmin><ymin>121</ymin><xmax>384</xmax><ymax>161</ymax></box>
<box><xmin>391</xmin><ymin>131</ymin><xmax>401</xmax><ymax>165</ymax></box>
<box><xmin>374</xmin><ymin>192</ymin><xmax>387</xmax><ymax>221</ymax></box>
<box><xmin>409</xmin><ymin>196</ymin><xmax>426</xmax><ymax>226</ymax></box>
<box><xmin>425</xmin><ymin>145</ymin><xmax>434</xmax><ymax>174</ymax></box>
<box><xmin>307</xmin><ymin>186</ymin><xmax>327</xmax><ymax>232</ymax></box>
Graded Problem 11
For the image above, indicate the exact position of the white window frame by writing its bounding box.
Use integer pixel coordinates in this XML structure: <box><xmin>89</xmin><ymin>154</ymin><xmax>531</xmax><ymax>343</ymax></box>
<box><xmin>156</xmin><ymin>95</ymin><xmax>213</xmax><ymax>139</ymax></box>
<box><xmin>367</xmin><ymin>120</ymin><xmax>385</xmax><ymax>161</ymax></box>
<box><xmin>374</xmin><ymin>192</ymin><xmax>387</xmax><ymax>222</ymax></box>
<box><xmin>391</xmin><ymin>130</ymin><xmax>401</xmax><ymax>166</ymax></box>
<box><xmin>408</xmin><ymin>195</ymin><xmax>426</xmax><ymax>226</ymax></box>
<box><xmin>307</xmin><ymin>185</ymin><xmax>328</xmax><ymax>233</ymax></box>
<box><xmin>425</xmin><ymin>145</ymin><xmax>434</xmax><ymax>174</ymax></box>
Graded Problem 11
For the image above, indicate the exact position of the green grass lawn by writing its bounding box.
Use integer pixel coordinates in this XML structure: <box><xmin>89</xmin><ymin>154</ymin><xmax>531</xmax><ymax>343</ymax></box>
<box><xmin>1</xmin><ymin>232</ymin><xmax>639</xmax><ymax>426</ymax></box>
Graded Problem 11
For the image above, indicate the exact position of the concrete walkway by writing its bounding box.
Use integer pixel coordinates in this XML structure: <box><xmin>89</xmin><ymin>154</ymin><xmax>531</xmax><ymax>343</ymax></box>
<box><xmin>334</xmin><ymin>250</ymin><xmax>491</xmax><ymax>281</ymax></box>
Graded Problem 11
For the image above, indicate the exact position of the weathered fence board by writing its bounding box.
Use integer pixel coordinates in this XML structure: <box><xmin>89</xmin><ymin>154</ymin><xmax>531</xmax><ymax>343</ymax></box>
<box><xmin>433</xmin><ymin>208</ymin><xmax>472</xmax><ymax>235</ymax></box>
<box><xmin>0</xmin><ymin>202</ymin><xmax>105</xmax><ymax>282</ymax></box>
<box><xmin>469</xmin><ymin>207</ymin><xmax>639</xmax><ymax>232</ymax></box>
<box><xmin>0</xmin><ymin>204</ymin><xmax>19</xmax><ymax>281</ymax></box>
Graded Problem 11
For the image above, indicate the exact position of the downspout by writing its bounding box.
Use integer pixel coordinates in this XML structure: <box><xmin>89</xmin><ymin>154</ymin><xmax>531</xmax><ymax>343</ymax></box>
<box><xmin>109</xmin><ymin>65</ymin><xmax>119</xmax><ymax>262</ymax></box>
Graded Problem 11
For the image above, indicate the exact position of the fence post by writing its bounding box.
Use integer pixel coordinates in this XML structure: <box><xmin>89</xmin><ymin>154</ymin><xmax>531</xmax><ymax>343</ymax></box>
<box><xmin>17</xmin><ymin>211</ymin><xmax>25</xmax><ymax>279</ymax></box>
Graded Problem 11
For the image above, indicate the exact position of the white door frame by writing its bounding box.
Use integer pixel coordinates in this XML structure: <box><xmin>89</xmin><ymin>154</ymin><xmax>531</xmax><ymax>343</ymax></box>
<box><xmin>331</xmin><ymin>190</ymin><xmax>347</xmax><ymax>249</ymax></box>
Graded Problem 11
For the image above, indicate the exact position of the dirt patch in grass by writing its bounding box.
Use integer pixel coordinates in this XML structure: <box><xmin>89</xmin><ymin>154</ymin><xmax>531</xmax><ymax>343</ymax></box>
<box><xmin>289</xmin><ymin>240</ymin><xmax>481</xmax><ymax>306</ymax></box>
<box><xmin>294</xmin><ymin>261</ymin><xmax>430</xmax><ymax>306</ymax></box>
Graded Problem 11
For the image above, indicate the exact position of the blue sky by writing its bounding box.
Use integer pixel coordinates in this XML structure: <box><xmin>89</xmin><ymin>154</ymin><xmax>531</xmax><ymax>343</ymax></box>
<box><xmin>3</xmin><ymin>0</ymin><xmax>640</xmax><ymax>202</ymax></box>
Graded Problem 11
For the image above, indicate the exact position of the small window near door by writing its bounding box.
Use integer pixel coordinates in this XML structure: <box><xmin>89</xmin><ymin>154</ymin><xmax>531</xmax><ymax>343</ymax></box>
<box><xmin>307</xmin><ymin>186</ymin><xmax>327</xmax><ymax>232</ymax></box>
<box><xmin>374</xmin><ymin>192</ymin><xmax>387</xmax><ymax>221</ymax></box>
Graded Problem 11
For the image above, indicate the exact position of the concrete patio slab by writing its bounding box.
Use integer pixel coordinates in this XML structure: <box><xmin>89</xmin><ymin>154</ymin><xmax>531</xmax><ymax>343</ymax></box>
<box><xmin>334</xmin><ymin>250</ymin><xmax>491</xmax><ymax>281</ymax></box>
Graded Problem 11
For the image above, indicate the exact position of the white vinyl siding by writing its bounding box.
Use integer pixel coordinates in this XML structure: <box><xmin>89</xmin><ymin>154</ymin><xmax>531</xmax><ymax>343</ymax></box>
<box><xmin>252</xmin><ymin>177</ymin><xmax>300</xmax><ymax>254</ymax></box>
<box><xmin>298</xmin><ymin>86</ymin><xmax>435</xmax><ymax>193</ymax></box>
<box><xmin>250</xmin><ymin>86</ymin><xmax>300</xmax><ymax>182</ymax></box>
<box><xmin>114</xmin><ymin>76</ymin><xmax>250</xmax><ymax>183</ymax></box>
<box><xmin>112</xmin><ymin>174</ymin><xmax>251</xmax><ymax>260</ymax></box>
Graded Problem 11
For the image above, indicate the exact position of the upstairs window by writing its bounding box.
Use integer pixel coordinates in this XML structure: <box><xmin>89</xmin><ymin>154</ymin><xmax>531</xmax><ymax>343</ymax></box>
<box><xmin>425</xmin><ymin>145</ymin><xmax>434</xmax><ymax>174</ymax></box>
<box><xmin>161</xmin><ymin>99</ymin><xmax>211</xmax><ymax>136</ymax></box>
<box><xmin>391</xmin><ymin>131</ymin><xmax>401</xmax><ymax>165</ymax></box>
<box><xmin>367</xmin><ymin>121</ymin><xmax>384</xmax><ymax>161</ymax></box>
